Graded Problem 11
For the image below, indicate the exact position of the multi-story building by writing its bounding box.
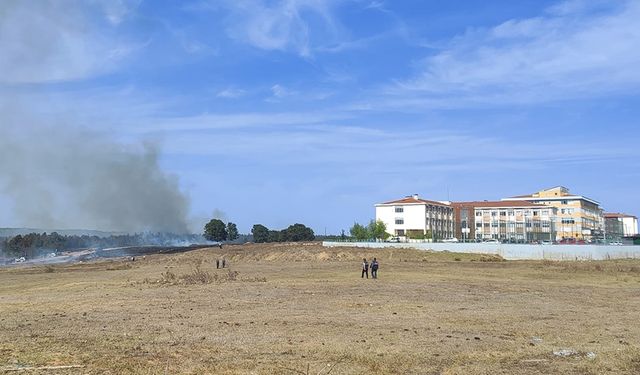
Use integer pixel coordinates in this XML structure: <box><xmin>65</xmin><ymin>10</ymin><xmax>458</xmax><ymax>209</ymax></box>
<box><xmin>451</xmin><ymin>201</ymin><xmax>556</xmax><ymax>242</ymax></box>
<box><xmin>375</xmin><ymin>194</ymin><xmax>454</xmax><ymax>239</ymax></box>
<box><xmin>604</xmin><ymin>214</ymin><xmax>625</xmax><ymax>240</ymax></box>
<box><xmin>604</xmin><ymin>213</ymin><xmax>638</xmax><ymax>239</ymax></box>
<box><xmin>502</xmin><ymin>186</ymin><xmax>603</xmax><ymax>241</ymax></box>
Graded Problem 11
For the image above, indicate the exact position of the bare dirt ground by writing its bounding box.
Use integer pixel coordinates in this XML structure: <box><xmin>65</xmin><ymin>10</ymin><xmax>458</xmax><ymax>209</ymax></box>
<box><xmin>1</xmin><ymin>242</ymin><xmax>639</xmax><ymax>374</ymax></box>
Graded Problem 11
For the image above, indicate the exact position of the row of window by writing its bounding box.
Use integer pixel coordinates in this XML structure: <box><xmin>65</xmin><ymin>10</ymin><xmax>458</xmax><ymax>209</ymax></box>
<box><xmin>394</xmin><ymin>206</ymin><xmax>453</xmax><ymax>214</ymax></box>
<box><xmin>477</xmin><ymin>222</ymin><xmax>551</xmax><ymax>228</ymax></box>
<box><xmin>476</xmin><ymin>209</ymin><xmax>550</xmax><ymax>217</ymax></box>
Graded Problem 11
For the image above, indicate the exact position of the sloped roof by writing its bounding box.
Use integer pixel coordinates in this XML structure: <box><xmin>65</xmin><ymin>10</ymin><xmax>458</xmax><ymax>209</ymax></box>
<box><xmin>604</xmin><ymin>212</ymin><xmax>637</xmax><ymax>219</ymax></box>
<box><xmin>378</xmin><ymin>197</ymin><xmax>449</xmax><ymax>207</ymax></box>
<box><xmin>451</xmin><ymin>200</ymin><xmax>542</xmax><ymax>208</ymax></box>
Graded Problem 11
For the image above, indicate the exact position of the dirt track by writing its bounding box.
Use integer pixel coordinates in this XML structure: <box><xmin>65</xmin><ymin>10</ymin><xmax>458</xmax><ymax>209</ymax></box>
<box><xmin>1</xmin><ymin>242</ymin><xmax>639</xmax><ymax>374</ymax></box>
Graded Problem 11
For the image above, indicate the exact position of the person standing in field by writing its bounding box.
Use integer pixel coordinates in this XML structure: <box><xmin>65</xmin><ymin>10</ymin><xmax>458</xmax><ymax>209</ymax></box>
<box><xmin>361</xmin><ymin>258</ymin><xmax>369</xmax><ymax>279</ymax></box>
<box><xmin>371</xmin><ymin>258</ymin><xmax>379</xmax><ymax>279</ymax></box>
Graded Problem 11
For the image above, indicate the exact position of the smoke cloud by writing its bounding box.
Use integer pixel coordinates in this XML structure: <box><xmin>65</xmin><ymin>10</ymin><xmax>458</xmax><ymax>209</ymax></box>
<box><xmin>0</xmin><ymin>118</ymin><xmax>190</xmax><ymax>233</ymax></box>
<box><xmin>0</xmin><ymin>1</ymin><xmax>191</xmax><ymax>234</ymax></box>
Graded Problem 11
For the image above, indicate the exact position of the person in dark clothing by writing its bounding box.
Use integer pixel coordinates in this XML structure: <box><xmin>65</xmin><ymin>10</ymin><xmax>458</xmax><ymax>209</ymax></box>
<box><xmin>216</xmin><ymin>259</ymin><xmax>220</xmax><ymax>269</ymax></box>
<box><xmin>361</xmin><ymin>258</ymin><xmax>369</xmax><ymax>278</ymax></box>
<box><xmin>371</xmin><ymin>258</ymin><xmax>379</xmax><ymax>279</ymax></box>
<box><xmin>222</xmin><ymin>258</ymin><xmax>226</xmax><ymax>268</ymax></box>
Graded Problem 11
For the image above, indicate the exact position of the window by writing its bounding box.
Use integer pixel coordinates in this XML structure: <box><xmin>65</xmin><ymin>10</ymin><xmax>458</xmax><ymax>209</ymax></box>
<box><xmin>491</xmin><ymin>211</ymin><xmax>497</xmax><ymax>217</ymax></box>
<box><xmin>561</xmin><ymin>218</ymin><xmax>575</xmax><ymax>224</ymax></box>
<box><xmin>476</xmin><ymin>222</ymin><xmax>482</xmax><ymax>227</ymax></box>
<box><xmin>508</xmin><ymin>210</ymin><xmax>514</xmax><ymax>216</ymax></box>
<box><xmin>395</xmin><ymin>218</ymin><xmax>404</xmax><ymax>225</ymax></box>
<box><xmin>500</xmin><ymin>212</ymin><xmax>507</xmax><ymax>216</ymax></box>
<box><xmin>561</xmin><ymin>200</ymin><xmax>568</xmax><ymax>205</ymax></box>
<box><xmin>476</xmin><ymin>211</ymin><xmax>482</xmax><ymax>216</ymax></box>
<box><xmin>533</xmin><ymin>211</ymin><xmax>538</xmax><ymax>216</ymax></box>
<box><xmin>395</xmin><ymin>207</ymin><xmax>403</xmax><ymax>213</ymax></box>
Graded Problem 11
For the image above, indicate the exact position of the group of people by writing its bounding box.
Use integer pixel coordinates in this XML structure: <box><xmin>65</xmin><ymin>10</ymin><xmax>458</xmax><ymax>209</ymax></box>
<box><xmin>361</xmin><ymin>257</ymin><xmax>379</xmax><ymax>279</ymax></box>
<box><xmin>215</xmin><ymin>258</ymin><xmax>227</xmax><ymax>269</ymax></box>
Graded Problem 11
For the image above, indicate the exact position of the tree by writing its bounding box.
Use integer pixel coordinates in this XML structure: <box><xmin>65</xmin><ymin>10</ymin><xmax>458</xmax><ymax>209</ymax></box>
<box><xmin>251</xmin><ymin>224</ymin><xmax>269</xmax><ymax>243</ymax></box>
<box><xmin>204</xmin><ymin>219</ymin><xmax>227</xmax><ymax>242</ymax></box>
<box><xmin>227</xmin><ymin>222</ymin><xmax>239</xmax><ymax>241</ymax></box>
<box><xmin>267</xmin><ymin>230</ymin><xmax>282</xmax><ymax>243</ymax></box>
<box><xmin>284</xmin><ymin>223</ymin><xmax>315</xmax><ymax>241</ymax></box>
<box><xmin>350</xmin><ymin>222</ymin><xmax>369</xmax><ymax>241</ymax></box>
<box><xmin>368</xmin><ymin>219</ymin><xmax>388</xmax><ymax>241</ymax></box>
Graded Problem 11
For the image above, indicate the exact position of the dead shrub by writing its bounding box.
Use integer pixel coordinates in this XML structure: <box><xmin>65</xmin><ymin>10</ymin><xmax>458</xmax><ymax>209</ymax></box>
<box><xmin>180</xmin><ymin>267</ymin><xmax>214</xmax><ymax>285</ymax></box>
<box><xmin>479</xmin><ymin>255</ymin><xmax>504</xmax><ymax>262</ymax></box>
<box><xmin>160</xmin><ymin>270</ymin><xmax>177</xmax><ymax>284</ymax></box>
<box><xmin>242</xmin><ymin>276</ymin><xmax>267</xmax><ymax>283</ymax></box>
<box><xmin>150</xmin><ymin>267</ymin><xmax>264</xmax><ymax>286</ymax></box>
<box><xmin>225</xmin><ymin>270</ymin><xmax>238</xmax><ymax>281</ymax></box>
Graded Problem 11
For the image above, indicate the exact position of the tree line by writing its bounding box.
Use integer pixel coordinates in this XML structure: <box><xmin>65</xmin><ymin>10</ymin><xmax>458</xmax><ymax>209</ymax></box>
<box><xmin>0</xmin><ymin>232</ymin><xmax>203</xmax><ymax>258</ymax></box>
<box><xmin>203</xmin><ymin>219</ymin><xmax>240</xmax><ymax>242</ymax></box>
<box><xmin>349</xmin><ymin>220</ymin><xmax>388</xmax><ymax>241</ymax></box>
<box><xmin>251</xmin><ymin>223</ymin><xmax>315</xmax><ymax>243</ymax></box>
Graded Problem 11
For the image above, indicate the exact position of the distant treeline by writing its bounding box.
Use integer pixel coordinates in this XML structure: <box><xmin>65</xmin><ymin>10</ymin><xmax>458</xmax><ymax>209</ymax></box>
<box><xmin>251</xmin><ymin>223</ymin><xmax>315</xmax><ymax>243</ymax></box>
<box><xmin>0</xmin><ymin>232</ymin><xmax>205</xmax><ymax>258</ymax></box>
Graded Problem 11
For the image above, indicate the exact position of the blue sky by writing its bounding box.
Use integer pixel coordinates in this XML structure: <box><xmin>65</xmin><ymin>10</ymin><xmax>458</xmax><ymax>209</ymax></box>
<box><xmin>1</xmin><ymin>0</ymin><xmax>639</xmax><ymax>234</ymax></box>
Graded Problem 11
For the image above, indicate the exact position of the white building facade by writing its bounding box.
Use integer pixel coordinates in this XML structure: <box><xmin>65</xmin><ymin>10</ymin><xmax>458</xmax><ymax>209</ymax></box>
<box><xmin>375</xmin><ymin>194</ymin><xmax>454</xmax><ymax>239</ymax></box>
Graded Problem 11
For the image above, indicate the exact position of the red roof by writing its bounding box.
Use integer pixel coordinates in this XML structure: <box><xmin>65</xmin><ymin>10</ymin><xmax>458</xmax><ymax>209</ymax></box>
<box><xmin>604</xmin><ymin>212</ymin><xmax>637</xmax><ymax>219</ymax></box>
<box><xmin>379</xmin><ymin>197</ymin><xmax>449</xmax><ymax>207</ymax></box>
<box><xmin>451</xmin><ymin>200</ymin><xmax>542</xmax><ymax>208</ymax></box>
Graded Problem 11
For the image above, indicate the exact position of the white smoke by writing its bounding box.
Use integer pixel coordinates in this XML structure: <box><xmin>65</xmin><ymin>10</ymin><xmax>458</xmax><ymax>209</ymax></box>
<box><xmin>0</xmin><ymin>117</ymin><xmax>190</xmax><ymax>233</ymax></box>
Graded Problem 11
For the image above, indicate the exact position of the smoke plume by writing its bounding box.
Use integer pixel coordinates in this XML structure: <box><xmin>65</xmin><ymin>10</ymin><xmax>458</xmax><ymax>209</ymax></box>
<box><xmin>0</xmin><ymin>120</ymin><xmax>190</xmax><ymax>233</ymax></box>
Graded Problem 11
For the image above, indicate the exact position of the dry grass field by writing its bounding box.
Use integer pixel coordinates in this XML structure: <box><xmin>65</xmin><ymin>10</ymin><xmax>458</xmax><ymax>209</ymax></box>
<box><xmin>1</xmin><ymin>242</ymin><xmax>640</xmax><ymax>374</ymax></box>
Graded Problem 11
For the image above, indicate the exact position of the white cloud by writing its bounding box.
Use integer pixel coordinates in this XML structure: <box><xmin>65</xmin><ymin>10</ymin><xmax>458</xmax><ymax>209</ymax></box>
<box><xmin>155</xmin><ymin>118</ymin><xmax>637</xmax><ymax>177</ymax></box>
<box><xmin>271</xmin><ymin>84</ymin><xmax>296</xmax><ymax>98</ymax></box>
<box><xmin>216</xmin><ymin>88</ymin><xmax>246</xmax><ymax>99</ymax></box>
<box><xmin>98</xmin><ymin>0</ymin><xmax>141</xmax><ymax>25</ymax></box>
<box><xmin>0</xmin><ymin>0</ymin><xmax>137</xmax><ymax>84</ymax></box>
<box><xmin>220</xmin><ymin>0</ymin><xmax>341</xmax><ymax>57</ymax></box>
<box><xmin>391</xmin><ymin>0</ymin><xmax>640</xmax><ymax>107</ymax></box>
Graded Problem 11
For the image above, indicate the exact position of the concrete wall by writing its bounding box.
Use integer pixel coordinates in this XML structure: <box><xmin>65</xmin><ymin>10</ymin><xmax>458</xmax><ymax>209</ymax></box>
<box><xmin>322</xmin><ymin>241</ymin><xmax>640</xmax><ymax>261</ymax></box>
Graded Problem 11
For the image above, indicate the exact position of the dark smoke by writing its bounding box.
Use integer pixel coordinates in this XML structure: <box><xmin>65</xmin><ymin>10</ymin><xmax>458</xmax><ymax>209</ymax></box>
<box><xmin>0</xmin><ymin>120</ymin><xmax>190</xmax><ymax>233</ymax></box>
